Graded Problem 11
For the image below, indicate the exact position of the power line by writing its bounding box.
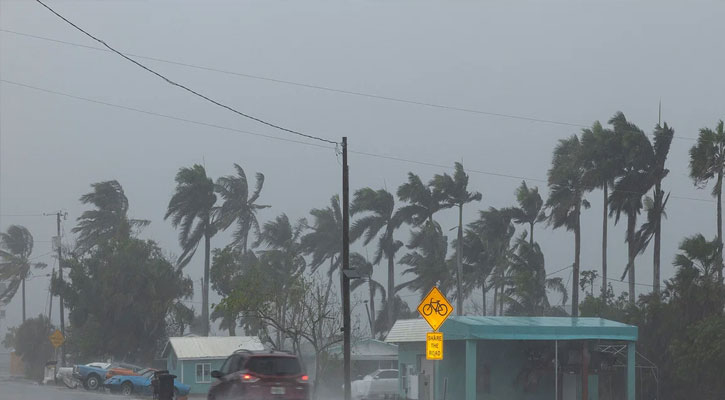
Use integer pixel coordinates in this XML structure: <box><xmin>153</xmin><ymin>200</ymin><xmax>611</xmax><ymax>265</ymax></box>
<box><xmin>31</xmin><ymin>0</ymin><xmax>338</xmax><ymax>145</ymax></box>
<box><xmin>0</xmin><ymin>213</ymin><xmax>47</xmax><ymax>217</ymax></box>
<box><xmin>3</xmin><ymin>28</ymin><xmax>706</xmax><ymax>144</ymax></box>
<box><xmin>0</xmin><ymin>29</ymin><xmax>588</xmax><ymax>129</ymax></box>
<box><xmin>2</xmin><ymin>79</ymin><xmax>715</xmax><ymax>204</ymax></box>
<box><xmin>0</xmin><ymin>79</ymin><xmax>335</xmax><ymax>151</ymax></box>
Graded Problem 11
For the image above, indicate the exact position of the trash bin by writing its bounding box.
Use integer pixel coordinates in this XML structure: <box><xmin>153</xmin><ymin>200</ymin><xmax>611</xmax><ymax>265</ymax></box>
<box><xmin>43</xmin><ymin>361</ymin><xmax>58</xmax><ymax>385</ymax></box>
<box><xmin>157</xmin><ymin>372</ymin><xmax>176</xmax><ymax>400</ymax></box>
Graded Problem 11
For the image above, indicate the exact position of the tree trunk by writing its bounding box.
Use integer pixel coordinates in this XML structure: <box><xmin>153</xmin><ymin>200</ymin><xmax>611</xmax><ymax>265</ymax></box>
<box><xmin>229</xmin><ymin>318</ymin><xmax>236</xmax><ymax>336</ymax></box>
<box><xmin>530</xmin><ymin>222</ymin><xmax>535</xmax><ymax>247</ymax></box>
<box><xmin>456</xmin><ymin>205</ymin><xmax>464</xmax><ymax>315</ymax></box>
<box><xmin>602</xmin><ymin>184</ymin><xmax>608</xmax><ymax>297</ymax></box>
<box><xmin>627</xmin><ymin>213</ymin><xmax>637</xmax><ymax>306</ymax></box>
<box><xmin>387</xmin><ymin>253</ymin><xmax>395</xmax><ymax>330</ymax></box>
<box><xmin>22</xmin><ymin>277</ymin><xmax>26</xmax><ymax>322</ymax></box>
<box><xmin>572</xmin><ymin>204</ymin><xmax>581</xmax><ymax>317</ymax></box>
<box><xmin>718</xmin><ymin>172</ymin><xmax>723</xmax><ymax>283</ymax></box>
<box><xmin>481</xmin><ymin>286</ymin><xmax>487</xmax><ymax>316</ymax></box>
<box><xmin>203</xmin><ymin>232</ymin><xmax>211</xmax><ymax>336</ymax></box>
<box><xmin>492</xmin><ymin>285</ymin><xmax>497</xmax><ymax>316</ymax></box>
<box><xmin>499</xmin><ymin>281</ymin><xmax>504</xmax><ymax>316</ymax></box>
<box><xmin>653</xmin><ymin>183</ymin><xmax>662</xmax><ymax>295</ymax></box>
<box><xmin>368</xmin><ymin>277</ymin><xmax>376</xmax><ymax>337</ymax></box>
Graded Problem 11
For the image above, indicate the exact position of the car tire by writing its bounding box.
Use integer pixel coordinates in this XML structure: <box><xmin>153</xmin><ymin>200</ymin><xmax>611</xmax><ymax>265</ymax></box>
<box><xmin>85</xmin><ymin>374</ymin><xmax>101</xmax><ymax>391</ymax></box>
<box><xmin>121</xmin><ymin>382</ymin><xmax>134</xmax><ymax>396</ymax></box>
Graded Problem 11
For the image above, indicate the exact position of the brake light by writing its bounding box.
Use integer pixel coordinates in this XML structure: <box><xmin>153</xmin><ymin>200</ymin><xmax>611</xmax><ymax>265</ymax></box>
<box><xmin>297</xmin><ymin>375</ymin><xmax>309</xmax><ymax>384</ymax></box>
<box><xmin>240</xmin><ymin>373</ymin><xmax>260</xmax><ymax>383</ymax></box>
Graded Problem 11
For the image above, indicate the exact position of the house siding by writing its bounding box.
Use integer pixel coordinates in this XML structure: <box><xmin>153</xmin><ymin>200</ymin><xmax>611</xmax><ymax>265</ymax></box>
<box><xmin>166</xmin><ymin>348</ymin><xmax>227</xmax><ymax>394</ymax></box>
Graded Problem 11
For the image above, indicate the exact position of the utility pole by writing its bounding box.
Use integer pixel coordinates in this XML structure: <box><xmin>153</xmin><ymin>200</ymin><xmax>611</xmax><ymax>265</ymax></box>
<box><xmin>341</xmin><ymin>137</ymin><xmax>351</xmax><ymax>400</ymax></box>
<box><xmin>55</xmin><ymin>211</ymin><xmax>66</xmax><ymax>366</ymax></box>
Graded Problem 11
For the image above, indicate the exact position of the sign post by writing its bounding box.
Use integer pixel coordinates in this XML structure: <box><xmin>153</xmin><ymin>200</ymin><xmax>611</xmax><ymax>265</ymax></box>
<box><xmin>418</xmin><ymin>287</ymin><xmax>453</xmax><ymax>360</ymax></box>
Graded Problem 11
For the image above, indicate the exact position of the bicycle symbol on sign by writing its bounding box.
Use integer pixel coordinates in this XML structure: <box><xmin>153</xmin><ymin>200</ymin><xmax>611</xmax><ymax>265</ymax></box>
<box><xmin>422</xmin><ymin>297</ymin><xmax>448</xmax><ymax>317</ymax></box>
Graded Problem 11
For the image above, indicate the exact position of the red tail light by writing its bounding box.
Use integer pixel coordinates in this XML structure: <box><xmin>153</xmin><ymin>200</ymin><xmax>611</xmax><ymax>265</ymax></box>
<box><xmin>297</xmin><ymin>375</ymin><xmax>309</xmax><ymax>384</ymax></box>
<box><xmin>240</xmin><ymin>373</ymin><xmax>260</xmax><ymax>383</ymax></box>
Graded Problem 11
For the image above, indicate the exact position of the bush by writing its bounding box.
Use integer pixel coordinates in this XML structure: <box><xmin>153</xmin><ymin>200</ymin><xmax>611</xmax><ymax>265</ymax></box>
<box><xmin>2</xmin><ymin>315</ymin><xmax>56</xmax><ymax>380</ymax></box>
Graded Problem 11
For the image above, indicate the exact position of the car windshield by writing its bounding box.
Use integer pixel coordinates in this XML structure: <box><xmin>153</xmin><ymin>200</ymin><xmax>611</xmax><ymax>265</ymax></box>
<box><xmin>245</xmin><ymin>357</ymin><xmax>301</xmax><ymax>376</ymax></box>
<box><xmin>141</xmin><ymin>370</ymin><xmax>155</xmax><ymax>379</ymax></box>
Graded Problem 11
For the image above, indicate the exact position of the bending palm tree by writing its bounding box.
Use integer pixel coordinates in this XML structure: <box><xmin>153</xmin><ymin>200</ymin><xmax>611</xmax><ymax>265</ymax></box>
<box><xmin>432</xmin><ymin>162</ymin><xmax>482</xmax><ymax>315</ymax></box>
<box><xmin>503</xmin><ymin>181</ymin><xmax>545</xmax><ymax>246</ymax></box>
<box><xmin>397</xmin><ymin>222</ymin><xmax>452</xmax><ymax>299</ymax></box>
<box><xmin>301</xmin><ymin>195</ymin><xmax>342</xmax><ymax>279</ymax></box>
<box><xmin>350</xmin><ymin>252</ymin><xmax>386</xmax><ymax>336</ymax></box>
<box><xmin>546</xmin><ymin>135</ymin><xmax>589</xmax><ymax>317</ymax></box>
<box><xmin>351</xmin><ymin>188</ymin><xmax>403</xmax><ymax>329</ymax></box>
<box><xmin>460</xmin><ymin>208</ymin><xmax>515</xmax><ymax>315</ymax></box>
<box><xmin>396</xmin><ymin>172</ymin><xmax>444</xmax><ymax>226</ymax></box>
<box><xmin>215</xmin><ymin>164</ymin><xmax>270</xmax><ymax>253</ymax></box>
<box><xmin>0</xmin><ymin>225</ymin><xmax>46</xmax><ymax>321</ymax></box>
<box><xmin>72</xmin><ymin>180</ymin><xmax>150</xmax><ymax>254</ymax></box>
<box><xmin>581</xmin><ymin>122</ymin><xmax>622</xmax><ymax>296</ymax></box>
<box><xmin>608</xmin><ymin>112</ymin><xmax>654</xmax><ymax>305</ymax></box>
<box><xmin>165</xmin><ymin>164</ymin><xmax>217</xmax><ymax>336</ymax></box>
<box><xmin>689</xmin><ymin>120</ymin><xmax>725</xmax><ymax>282</ymax></box>
<box><xmin>634</xmin><ymin>123</ymin><xmax>674</xmax><ymax>294</ymax></box>
<box><xmin>505</xmin><ymin>234</ymin><xmax>568</xmax><ymax>316</ymax></box>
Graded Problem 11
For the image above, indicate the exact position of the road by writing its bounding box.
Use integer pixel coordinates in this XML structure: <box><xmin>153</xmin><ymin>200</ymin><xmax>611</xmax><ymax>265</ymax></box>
<box><xmin>0</xmin><ymin>380</ymin><xmax>128</xmax><ymax>400</ymax></box>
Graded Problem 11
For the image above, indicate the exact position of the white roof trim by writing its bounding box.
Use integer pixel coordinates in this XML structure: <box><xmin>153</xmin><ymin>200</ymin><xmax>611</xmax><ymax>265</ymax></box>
<box><xmin>163</xmin><ymin>336</ymin><xmax>265</xmax><ymax>360</ymax></box>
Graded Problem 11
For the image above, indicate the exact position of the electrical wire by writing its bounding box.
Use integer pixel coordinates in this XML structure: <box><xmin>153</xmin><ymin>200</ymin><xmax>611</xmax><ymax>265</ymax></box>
<box><xmin>1</xmin><ymin>78</ymin><xmax>715</xmax><ymax>204</ymax></box>
<box><xmin>31</xmin><ymin>0</ymin><xmax>338</xmax><ymax>145</ymax></box>
<box><xmin>0</xmin><ymin>28</ymin><xmax>708</xmax><ymax>144</ymax></box>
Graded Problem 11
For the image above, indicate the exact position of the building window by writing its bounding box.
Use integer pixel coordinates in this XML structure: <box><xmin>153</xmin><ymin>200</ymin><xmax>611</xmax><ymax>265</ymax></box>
<box><xmin>196</xmin><ymin>363</ymin><xmax>211</xmax><ymax>383</ymax></box>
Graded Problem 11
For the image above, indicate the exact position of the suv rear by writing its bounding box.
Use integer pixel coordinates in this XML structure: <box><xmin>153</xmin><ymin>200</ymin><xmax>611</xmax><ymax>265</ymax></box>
<box><xmin>208</xmin><ymin>350</ymin><xmax>310</xmax><ymax>400</ymax></box>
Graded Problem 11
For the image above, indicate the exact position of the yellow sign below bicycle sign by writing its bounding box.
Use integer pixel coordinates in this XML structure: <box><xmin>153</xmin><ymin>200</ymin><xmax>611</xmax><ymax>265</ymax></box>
<box><xmin>417</xmin><ymin>286</ymin><xmax>453</xmax><ymax>331</ymax></box>
<box><xmin>426</xmin><ymin>331</ymin><xmax>443</xmax><ymax>360</ymax></box>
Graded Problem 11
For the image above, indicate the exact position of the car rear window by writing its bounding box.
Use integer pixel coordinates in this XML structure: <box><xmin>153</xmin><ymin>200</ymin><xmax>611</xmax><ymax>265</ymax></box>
<box><xmin>245</xmin><ymin>356</ymin><xmax>301</xmax><ymax>376</ymax></box>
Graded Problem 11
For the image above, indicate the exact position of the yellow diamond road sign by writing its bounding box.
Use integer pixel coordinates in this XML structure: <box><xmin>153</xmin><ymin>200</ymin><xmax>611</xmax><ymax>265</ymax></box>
<box><xmin>426</xmin><ymin>331</ymin><xmax>443</xmax><ymax>360</ymax></box>
<box><xmin>417</xmin><ymin>286</ymin><xmax>453</xmax><ymax>331</ymax></box>
<box><xmin>49</xmin><ymin>329</ymin><xmax>64</xmax><ymax>348</ymax></box>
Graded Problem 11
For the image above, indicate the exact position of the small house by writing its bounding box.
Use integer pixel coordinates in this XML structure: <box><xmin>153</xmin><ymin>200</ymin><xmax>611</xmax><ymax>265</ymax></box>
<box><xmin>386</xmin><ymin>316</ymin><xmax>638</xmax><ymax>400</ymax></box>
<box><xmin>161</xmin><ymin>336</ymin><xmax>265</xmax><ymax>394</ymax></box>
<box><xmin>327</xmin><ymin>338</ymin><xmax>399</xmax><ymax>377</ymax></box>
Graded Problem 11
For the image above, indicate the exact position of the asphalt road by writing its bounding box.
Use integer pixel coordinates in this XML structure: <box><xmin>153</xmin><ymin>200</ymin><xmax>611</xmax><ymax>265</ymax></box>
<box><xmin>0</xmin><ymin>380</ymin><xmax>128</xmax><ymax>400</ymax></box>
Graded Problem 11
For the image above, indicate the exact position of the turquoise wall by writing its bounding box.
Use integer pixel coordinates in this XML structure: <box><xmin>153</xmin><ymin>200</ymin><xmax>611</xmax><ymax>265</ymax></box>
<box><xmin>398</xmin><ymin>340</ymin><xmax>598</xmax><ymax>400</ymax></box>
<box><xmin>165</xmin><ymin>350</ymin><xmax>226</xmax><ymax>395</ymax></box>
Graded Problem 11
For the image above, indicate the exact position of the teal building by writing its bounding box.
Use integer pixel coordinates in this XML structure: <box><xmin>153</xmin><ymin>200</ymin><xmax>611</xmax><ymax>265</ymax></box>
<box><xmin>386</xmin><ymin>317</ymin><xmax>638</xmax><ymax>400</ymax></box>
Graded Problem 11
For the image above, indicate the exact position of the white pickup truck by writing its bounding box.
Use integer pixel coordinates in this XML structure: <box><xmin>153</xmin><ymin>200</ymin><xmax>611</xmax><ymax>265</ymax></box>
<box><xmin>350</xmin><ymin>369</ymin><xmax>399</xmax><ymax>400</ymax></box>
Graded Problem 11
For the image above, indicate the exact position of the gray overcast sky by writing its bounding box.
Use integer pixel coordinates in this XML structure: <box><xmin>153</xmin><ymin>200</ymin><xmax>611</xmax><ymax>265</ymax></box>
<box><xmin>1</xmin><ymin>0</ymin><xmax>724</xmax><ymax>337</ymax></box>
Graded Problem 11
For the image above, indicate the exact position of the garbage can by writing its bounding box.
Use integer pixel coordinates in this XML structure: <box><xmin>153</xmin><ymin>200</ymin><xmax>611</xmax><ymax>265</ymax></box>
<box><xmin>43</xmin><ymin>360</ymin><xmax>58</xmax><ymax>385</ymax></box>
<box><xmin>157</xmin><ymin>371</ymin><xmax>176</xmax><ymax>400</ymax></box>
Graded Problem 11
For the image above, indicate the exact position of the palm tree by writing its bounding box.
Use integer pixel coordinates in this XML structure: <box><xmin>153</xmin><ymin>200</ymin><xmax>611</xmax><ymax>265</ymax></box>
<box><xmin>689</xmin><ymin>120</ymin><xmax>725</xmax><ymax>282</ymax></box>
<box><xmin>432</xmin><ymin>162</ymin><xmax>482</xmax><ymax>315</ymax></box>
<box><xmin>546</xmin><ymin>134</ymin><xmax>589</xmax><ymax>316</ymax></box>
<box><xmin>634</xmin><ymin>123</ymin><xmax>674</xmax><ymax>294</ymax></box>
<box><xmin>581</xmin><ymin>122</ymin><xmax>622</xmax><ymax>297</ymax></box>
<box><xmin>0</xmin><ymin>225</ymin><xmax>46</xmax><ymax>321</ymax></box>
<box><xmin>464</xmin><ymin>208</ymin><xmax>515</xmax><ymax>316</ymax></box>
<box><xmin>396</xmin><ymin>173</ymin><xmax>444</xmax><ymax>226</ymax></box>
<box><xmin>350</xmin><ymin>188</ymin><xmax>403</xmax><ymax>328</ymax></box>
<box><xmin>301</xmin><ymin>195</ymin><xmax>342</xmax><ymax>284</ymax></box>
<box><xmin>215</xmin><ymin>164</ymin><xmax>270</xmax><ymax>253</ymax></box>
<box><xmin>397</xmin><ymin>222</ymin><xmax>452</xmax><ymax>299</ymax></box>
<box><xmin>165</xmin><ymin>164</ymin><xmax>217</xmax><ymax>336</ymax></box>
<box><xmin>350</xmin><ymin>252</ymin><xmax>386</xmax><ymax>337</ymax></box>
<box><xmin>505</xmin><ymin>234</ymin><xmax>568</xmax><ymax>316</ymax></box>
<box><xmin>608</xmin><ymin>112</ymin><xmax>654</xmax><ymax>305</ymax></box>
<box><xmin>503</xmin><ymin>181</ymin><xmax>546</xmax><ymax>246</ymax></box>
<box><xmin>72</xmin><ymin>180</ymin><xmax>150</xmax><ymax>254</ymax></box>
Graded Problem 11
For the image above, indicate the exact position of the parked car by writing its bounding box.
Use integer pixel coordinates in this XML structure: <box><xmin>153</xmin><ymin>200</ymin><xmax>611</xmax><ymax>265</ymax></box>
<box><xmin>104</xmin><ymin>368</ymin><xmax>190</xmax><ymax>399</ymax></box>
<box><xmin>73</xmin><ymin>363</ymin><xmax>110</xmax><ymax>390</ymax></box>
<box><xmin>207</xmin><ymin>350</ymin><xmax>310</xmax><ymax>400</ymax></box>
<box><xmin>105</xmin><ymin>363</ymin><xmax>144</xmax><ymax>379</ymax></box>
<box><xmin>350</xmin><ymin>369</ymin><xmax>399</xmax><ymax>400</ymax></box>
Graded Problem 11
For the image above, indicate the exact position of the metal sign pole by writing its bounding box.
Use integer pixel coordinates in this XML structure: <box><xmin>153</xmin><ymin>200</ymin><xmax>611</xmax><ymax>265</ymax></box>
<box><xmin>555</xmin><ymin>340</ymin><xmax>558</xmax><ymax>400</ymax></box>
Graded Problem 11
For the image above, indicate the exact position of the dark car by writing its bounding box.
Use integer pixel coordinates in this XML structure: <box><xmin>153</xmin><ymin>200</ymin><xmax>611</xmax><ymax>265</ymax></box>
<box><xmin>207</xmin><ymin>350</ymin><xmax>309</xmax><ymax>400</ymax></box>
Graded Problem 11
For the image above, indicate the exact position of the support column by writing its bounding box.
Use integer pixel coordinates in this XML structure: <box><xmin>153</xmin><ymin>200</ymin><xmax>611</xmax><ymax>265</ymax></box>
<box><xmin>627</xmin><ymin>342</ymin><xmax>636</xmax><ymax>400</ymax></box>
<box><xmin>466</xmin><ymin>340</ymin><xmax>477</xmax><ymax>400</ymax></box>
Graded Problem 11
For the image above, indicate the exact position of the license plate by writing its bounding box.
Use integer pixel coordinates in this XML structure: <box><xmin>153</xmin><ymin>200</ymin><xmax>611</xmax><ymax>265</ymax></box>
<box><xmin>270</xmin><ymin>386</ymin><xmax>286</xmax><ymax>395</ymax></box>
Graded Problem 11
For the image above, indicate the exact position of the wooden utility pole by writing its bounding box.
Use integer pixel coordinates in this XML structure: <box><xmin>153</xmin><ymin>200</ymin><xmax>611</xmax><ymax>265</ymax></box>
<box><xmin>341</xmin><ymin>137</ymin><xmax>351</xmax><ymax>400</ymax></box>
<box><xmin>56</xmin><ymin>212</ymin><xmax>66</xmax><ymax>366</ymax></box>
